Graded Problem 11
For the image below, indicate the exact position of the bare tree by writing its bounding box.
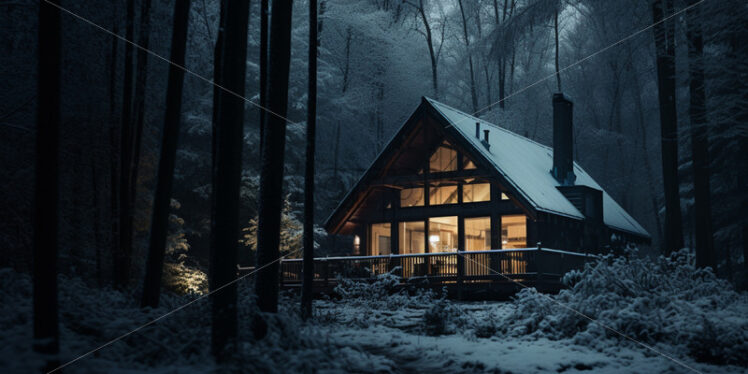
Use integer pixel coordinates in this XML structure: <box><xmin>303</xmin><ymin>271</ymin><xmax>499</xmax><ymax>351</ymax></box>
<box><xmin>210</xmin><ymin>0</ymin><xmax>251</xmax><ymax>360</ymax></box>
<box><xmin>404</xmin><ymin>0</ymin><xmax>444</xmax><ymax>99</ymax></box>
<box><xmin>142</xmin><ymin>0</ymin><xmax>192</xmax><ymax>309</ymax></box>
<box><xmin>652</xmin><ymin>0</ymin><xmax>684</xmax><ymax>254</ymax></box>
<box><xmin>302</xmin><ymin>0</ymin><xmax>319</xmax><ymax>320</ymax></box>
<box><xmin>686</xmin><ymin>0</ymin><xmax>714</xmax><ymax>269</ymax></box>
<box><xmin>34</xmin><ymin>0</ymin><xmax>61</xmax><ymax>364</ymax></box>
<box><xmin>254</xmin><ymin>0</ymin><xmax>294</xmax><ymax>338</ymax></box>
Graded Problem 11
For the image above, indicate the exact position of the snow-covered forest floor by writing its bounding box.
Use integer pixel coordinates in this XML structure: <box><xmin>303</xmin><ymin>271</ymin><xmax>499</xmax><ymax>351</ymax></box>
<box><xmin>2</xmin><ymin>249</ymin><xmax>747</xmax><ymax>373</ymax></box>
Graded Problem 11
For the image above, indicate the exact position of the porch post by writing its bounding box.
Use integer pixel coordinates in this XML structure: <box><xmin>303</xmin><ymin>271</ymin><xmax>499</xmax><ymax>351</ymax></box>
<box><xmin>457</xmin><ymin>216</ymin><xmax>465</xmax><ymax>299</ymax></box>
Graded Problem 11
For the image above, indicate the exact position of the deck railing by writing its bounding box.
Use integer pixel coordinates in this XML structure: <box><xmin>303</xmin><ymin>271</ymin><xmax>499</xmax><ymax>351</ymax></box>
<box><xmin>280</xmin><ymin>248</ymin><xmax>591</xmax><ymax>285</ymax></box>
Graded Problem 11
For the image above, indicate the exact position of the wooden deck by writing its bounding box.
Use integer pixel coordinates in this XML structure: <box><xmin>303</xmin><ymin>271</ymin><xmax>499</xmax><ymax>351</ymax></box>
<box><xmin>279</xmin><ymin>248</ymin><xmax>591</xmax><ymax>300</ymax></box>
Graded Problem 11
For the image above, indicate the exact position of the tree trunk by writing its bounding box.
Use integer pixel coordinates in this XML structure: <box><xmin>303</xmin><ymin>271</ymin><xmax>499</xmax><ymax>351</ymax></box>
<box><xmin>128</xmin><ymin>0</ymin><xmax>153</xmax><ymax>232</ymax></box>
<box><xmin>686</xmin><ymin>0</ymin><xmax>714</xmax><ymax>270</ymax></box>
<box><xmin>108</xmin><ymin>0</ymin><xmax>119</xmax><ymax>288</ymax></box>
<box><xmin>115</xmin><ymin>0</ymin><xmax>136</xmax><ymax>289</ymax></box>
<box><xmin>259</xmin><ymin>0</ymin><xmax>268</xmax><ymax>157</ymax></box>
<box><xmin>416</xmin><ymin>0</ymin><xmax>438</xmax><ymax>99</ymax></box>
<box><xmin>34</xmin><ymin>0</ymin><xmax>60</xmax><ymax>362</ymax></box>
<box><xmin>209</xmin><ymin>0</ymin><xmax>250</xmax><ymax>360</ymax></box>
<box><xmin>301</xmin><ymin>0</ymin><xmax>318</xmax><ymax>321</ymax></box>
<box><xmin>652</xmin><ymin>0</ymin><xmax>684</xmax><ymax>254</ymax></box>
<box><xmin>554</xmin><ymin>9</ymin><xmax>561</xmax><ymax>92</ymax></box>
<box><xmin>142</xmin><ymin>0</ymin><xmax>192</xmax><ymax>309</ymax></box>
<box><xmin>458</xmin><ymin>0</ymin><xmax>478</xmax><ymax>113</ymax></box>
<box><xmin>254</xmin><ymin>0</ymin><xmax>293</xmax><ymax>338</ymax></box>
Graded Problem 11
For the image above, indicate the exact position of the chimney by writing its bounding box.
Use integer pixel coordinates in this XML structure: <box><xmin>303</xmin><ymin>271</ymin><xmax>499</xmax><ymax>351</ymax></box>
<box><xmin>551</xmin><ymin>93</ymin><xmax>576</xmax><ymax>185</ymax></box>
<box><xmin>475</xmin><ymin>122</ymin><xmax>480</xmax><ymax>138</ymax></box>
<box><xmin>482</xmin><ymin>129</ymin><xmax>490</xmax><ymax>150</ymax></box>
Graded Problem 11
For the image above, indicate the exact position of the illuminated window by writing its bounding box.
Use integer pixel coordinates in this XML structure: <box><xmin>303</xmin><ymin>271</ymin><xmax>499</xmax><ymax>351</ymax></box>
<box><xmin>400</xmin><ymin>187</ymin><xmax>425</xmax><ymax>207</ymax></box>
<box><xmin>465</xmin><ymin>217</ymin><xmax>491</xmax><ymax>251</ymax></box>
<box><xmin>429</xmin><ymin>216</ymin><xmax>458</xmax><ymax>252</ymax></box>
<box><xmin>353</xmin><ymin>235</ymin><xmax>361</xmax><ymax>255</ymax></box>
<box><xmin>399</xmin><ymin>221</ymin><xmax>425</xmax><ymax>254</ymax></box>
<box><xmin>501</xmin><ymin>215</ymin><xmax>526</xmax><ymax>249</ymax></box>
<box><xmin>429</xmin><ymin>143</ymin><xmax>457</xmax><ymax>172</ymax></box>
<box><xmin>369</xmin><ymin>223</ymin><xmax>391</xmax><ymax>255</ymax></box>
<box><xmin>429</xmin><ymin>185</ymin><xmax>458</xmax><ymax>205</ymax></box>
<box><xmin>463</xmin><ymin>183</ymin><xmax>491</xmax><ymax>203</ymax></box>
<box><xmin>501</xmin><ymin>192</ymin><xmax>510</xmax><ymax>200</ymax></box>
<box><xmin>463</xmin><ymin>156</ymin><xmax>477</xmax><ymax>170</ymax></box>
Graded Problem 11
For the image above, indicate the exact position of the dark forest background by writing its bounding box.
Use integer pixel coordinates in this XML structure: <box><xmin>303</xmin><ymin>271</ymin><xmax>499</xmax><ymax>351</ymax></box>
<box><xmin>1</xmin><ymin>0</ymin><xmax>746</xmax><ymax>294</ymax></box>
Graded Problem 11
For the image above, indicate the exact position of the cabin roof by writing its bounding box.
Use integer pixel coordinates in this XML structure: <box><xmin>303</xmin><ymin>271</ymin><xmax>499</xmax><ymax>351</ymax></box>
<box><xmin>324</xmin><ymin>97</ymin><xmax>650</xmax><ymax>239</ymax></box>
<box><xmin>426</xmin><ymin>98</ymin><xmax>649</xmax><ymax>238</ymax></box>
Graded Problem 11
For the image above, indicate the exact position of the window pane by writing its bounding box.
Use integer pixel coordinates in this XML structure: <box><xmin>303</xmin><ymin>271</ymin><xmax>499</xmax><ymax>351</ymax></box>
<box><xmin>399</xmin><ymin>221</ymin><xmax>425</xmax><ymax>254</ymax></box>
<box><xmin>429</xmin><ymin>185</ymin><xmax>458</xmax><ymax>205</ymax></box>
<box><xmin>429</xmin><ymin>145</ymin><xmax>457</xmax><ymax>172</ymax></box>
<box><xmin>400</xmin><ymin>187</ymin><xmax>425</xmax><ymax>207</ymax></box>
<box><xmin>501</xmin><ymin>192</ymin><xmax>510</xmax><ymax>200</ymax></box>
<box><xmin>501</xmin><ymin>215</ymin><xmax>526</xmax><ymax>249</ymax></box>
<box><xmin>463</xmin><ymin>183</ymin><xmax>491</xmax><ymax>203</ymax></box>
<box><xmin>465</xmin><ymin>217</ymin><xmax>491</xmax><ymax>251</ymax></box>
<box><xmin>464</xmin><ymin>156</ymin><xmax>477</xmax><ymax>170</ymax></box>
<box><xmin>429</xmin><ymin>216</ymin><xmax>458</xmax><ymax>252</ymax></box>
<box><xmin>369</xmin><ymin>223</ymin><xmax>391</xmax><ymax>255</ymax></box>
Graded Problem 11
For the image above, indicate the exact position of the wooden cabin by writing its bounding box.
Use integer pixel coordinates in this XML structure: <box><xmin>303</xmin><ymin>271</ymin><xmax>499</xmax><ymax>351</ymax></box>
<box><xmin>281</xmin><ymin>95</ymin><xmax>649</xmax><ymax>297</ymax></box>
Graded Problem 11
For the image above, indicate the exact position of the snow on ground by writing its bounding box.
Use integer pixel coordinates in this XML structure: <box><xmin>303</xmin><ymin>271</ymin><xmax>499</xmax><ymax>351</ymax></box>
<box><xmin>1</xmin><ymin>248</ymin><xmax>747</xmax><ymax>373</ymax></box>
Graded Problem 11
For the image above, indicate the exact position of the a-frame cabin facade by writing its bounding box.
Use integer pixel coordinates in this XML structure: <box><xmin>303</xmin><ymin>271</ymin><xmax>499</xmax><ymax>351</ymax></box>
<box><xmin>324</xmin><ymin>96</ymin><xmax>650</xmax><ymax>258</ymax></box>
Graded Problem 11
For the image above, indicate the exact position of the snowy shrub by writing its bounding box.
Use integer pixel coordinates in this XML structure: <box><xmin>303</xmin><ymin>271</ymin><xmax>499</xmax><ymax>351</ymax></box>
<box><xmin>494</xmin><ymin>248</ymin><xmax>748</xmax><ymax>366</ymax></box>
<box><xmin>333</xmin><ymin>267</ymin><xmax>441</xmax><ymax>311</ymax></box>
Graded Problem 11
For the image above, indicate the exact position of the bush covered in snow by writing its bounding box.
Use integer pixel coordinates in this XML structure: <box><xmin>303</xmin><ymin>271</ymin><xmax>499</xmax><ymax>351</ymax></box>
<box><xmin>333</xmin><ymin>267</ymin><xmax>441</xmax><ymax>310</ymax></box>
<box><xmin>487</xmin><ymin>248</ymin><xmax>748</xmax><ymax>366</ymax></box>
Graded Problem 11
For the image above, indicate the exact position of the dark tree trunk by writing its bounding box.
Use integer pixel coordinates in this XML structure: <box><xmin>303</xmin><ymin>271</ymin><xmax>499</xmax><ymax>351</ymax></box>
<box><xmin>34</xmin><ymin>0</ymin><xmax>60</xmax><ymax>361</ymax></box>
<box><xmin>115</xmin><ymin>0</ymin><xmax>136</xmax><ymax>289</ymax></box>
<box><xmin>457</xmin><ymin>0</ymin><xmax>478</xmax><ymax>113</ymax></box>
<box><xmin>209</xmin><ymin>0</ymin><xmax>250</xmax><ymax>361</ymax></box>
<box><xmin>259</xmin><ymin>0</ymin><xmax>269</xmax><ymax>157</ymax></box>
<box><xmin>141</xmin><ymin>0</ymin><xmax>192</xmax><ymax>309</ymax></box>
<box><xmin>108</xmin><ymin>0</ymin><xmax>120</xmax><ymax>288</ymax></box>
<box><xmin>129</xmin><ymin>0</ymin><xmax>153</xmax><ymax>229</ymax></box>
<box><xmin>652</xmin><ymin>0</ymin><xmax>684</xmax><ymax>254</ymax></box>
<box><xmin>254</xmin><ymin>0</ymin><xmax>293</xmax><ymax>338</ymax></box>
<box><xmin>415</xmin><ymin>0</ymin><xmax>438</xmax><ymax>99</ymax></box>
<box><xmin>686</xmin><ymin>0</ymin><xmax>714</xmax><ymax>270</ymax></box>
<box><xmin>301</xmin><ymin>0</ymin><xmax>318</xmax><ymax>320</ymax></box>
<box><xmin>554</xmin><ymin>9</ymin><xmax>561</xmax><ymax>92</ymax></box>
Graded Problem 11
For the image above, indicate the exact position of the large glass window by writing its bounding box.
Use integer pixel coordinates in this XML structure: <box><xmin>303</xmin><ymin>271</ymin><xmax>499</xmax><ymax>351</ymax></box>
<box><xmin>399</xmin><ymin>221</ymin><xmax>425</xmax><ymax>254</ymax></box>
<box><xmin>369</xmin><ymin>223</ymin><xmax>391</xmax><ymax>255</ymax></box>
<box><xmin>465</xmin><ymin>217</ymin><xmax>491</xmax><ymax>251</ymax></box>
<box><xmin>429</xmin><ymin>143</ymin><xmax>457</xmax><ymax>173</ymax></box>
<box><xmin>429</xmin><ymin>184</ymin><xmax>458</xmax><ymax>205</ymax></box>
<box><xmin>463</xmin><ymin>183</ymin><xmax>491</xmax><ymax>203</ymax></box>
<box><xmin>400</xmin><ymin>187</ymin><xmax>425</xmax><ymax>207</ymax></box>
<box><xmin>429</xmin><ymin>216</ymin><xmax>458</xmax><ymax>252</ymax></box>
<box><xmin>501</xmin><ymin>215</ymin><xmax>527</xmax><ymax>249</ymax></box>
<box><xmin>463</xmin><ymin>155</ymin><xmax>477</xmax><ymax>170</ymax></box>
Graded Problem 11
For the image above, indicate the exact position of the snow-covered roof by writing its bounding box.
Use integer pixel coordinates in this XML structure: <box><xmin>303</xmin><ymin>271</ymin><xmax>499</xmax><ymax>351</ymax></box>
<box><xmin>425</xmin><ymin>97</ymin><xmax>649</xmax><ymax>238</ymax></box>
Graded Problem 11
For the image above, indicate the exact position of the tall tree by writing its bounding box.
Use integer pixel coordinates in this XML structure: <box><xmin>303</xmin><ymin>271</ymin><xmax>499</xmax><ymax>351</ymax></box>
<box><xmin>686</xmin><ymin>0</ymin><xmax>714</xmax><ymax>269</ymax></box>
<box><xmin>115</xmin><ymin>0</ymin><xmax>136</xmax><ymax>289</ymax></box>
<box><xmin>128</xmin><ymin>0</ymin><xmax>153</xmax><ymax>231</ymax></box>
<box><xmin>209</xmin><ymin>0</ymin><xmax>251</xmax><ymax>360</ymax></box>
<box><xmin>141</xmin><ymin>0</ymin><xmax>192</xmax><ymax>309</ymax></box>
<box><xmin>404</xmin><ymin>0</ymin><xmax>441</xmax><ymax>99</ymax></box>
<box><xmin>457</xmin><ymin>0</ymin><xmax>478</xmax><ymax>113</ymax></box>
<box><xmin>259</xmin><ymin>0</ymin><xmax>269</xmax><ymax>156</ymax></box>
<box><xmin>652</xmin><ymin>0</ymin><xmax>684</xmax><ymax>254</ymax></box>
<box><xmin>553</xmin><ymin>8</ymin><xmax>561</xmax><ymax>92</ymax></box>
<box><xmin>301</xmin><ymin>0</ymin><xmax>318</xmax><ymax>320</ymax></box>
<box><xmin>254</xmin><ymin>0</ymin><xmax>294</xmax><ymax>337</ymax></box>
<box><xmin>34</xmin><ymin>0</ymin><xmax>60</xmax><ymax>362</ymax></box>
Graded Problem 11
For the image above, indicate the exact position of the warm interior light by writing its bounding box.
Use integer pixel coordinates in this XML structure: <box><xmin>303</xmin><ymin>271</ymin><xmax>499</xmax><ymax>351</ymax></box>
<box><xmin>429</xmin><ymin>235</ymin><xmax>440</xmax><ymax>243</ymax></box>
<box><xmin>502</xmin><ymin>240</ymin><xmax>508</xmax><ymax>244</ymax></box>
<box><xmin>353</xmin><ymin>235</ymin><xmax>360</xmax><ymax>245</ymax></box>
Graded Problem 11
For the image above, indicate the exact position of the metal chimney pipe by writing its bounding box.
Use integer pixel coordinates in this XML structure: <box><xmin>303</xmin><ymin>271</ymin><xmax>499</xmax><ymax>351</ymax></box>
<box><xmin>551</xmin><ymin>93</ymin><xmax>576</xmax><ymax>185</ymax></box>
<box><xmin>483</xmin><ymin>129</ymin><xmax>490</xmax><ymax>143</ymax></box>
<box><xmin>475</xmin><ymin>122</ymin><xmax>480</xmax><ymax>138</ymax></box>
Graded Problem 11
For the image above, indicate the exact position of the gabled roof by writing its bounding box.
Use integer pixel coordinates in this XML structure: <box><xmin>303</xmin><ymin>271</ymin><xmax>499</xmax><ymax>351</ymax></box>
<box><xmin>325</xmin><ymin>97</ymin><xmax>650</xmax><ymax>238</ymax></box>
